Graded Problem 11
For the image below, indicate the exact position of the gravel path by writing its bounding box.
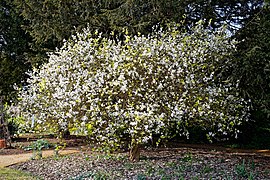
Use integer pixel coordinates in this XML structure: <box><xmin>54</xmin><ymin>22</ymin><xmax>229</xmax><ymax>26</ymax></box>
<box><xmin>0</xmin><ymin>148</ymin><xmax>79</xmax><ymax>168</ymax></box>
<box><xmin>10</xmin><ymin>147</ymin><xmax>270</xmax><ymax>180</ymax></box>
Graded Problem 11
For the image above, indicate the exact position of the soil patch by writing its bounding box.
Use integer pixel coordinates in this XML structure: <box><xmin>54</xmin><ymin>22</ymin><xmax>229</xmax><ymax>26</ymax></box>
<box><xmin>9</xmin><ymin>147</ymin><xmax>270</xmax><ymax>179</ymax></box>
<box><xmin>1</xmin><ymin>136</ymin><xmax>270</xmax><ymax>179</ymax></box>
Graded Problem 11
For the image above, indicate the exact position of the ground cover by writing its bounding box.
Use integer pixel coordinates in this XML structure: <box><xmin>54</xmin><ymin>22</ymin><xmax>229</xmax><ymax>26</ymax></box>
<box><xmin>7</xmin><ymin>146</ymin><xmax>270</xmax><ymax>180</ymax></box>
<box><xmin>0</xmin><ymin>135</ymin><xmax>269</xmax><ymax>179</ymax></box>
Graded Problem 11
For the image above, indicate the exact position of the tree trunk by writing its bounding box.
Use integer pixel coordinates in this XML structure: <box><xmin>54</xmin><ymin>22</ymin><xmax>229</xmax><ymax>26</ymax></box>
<box><xmin>129</xmin><ymin>143</ymin><xmax>140</xmax><ymax>162</ymax></box>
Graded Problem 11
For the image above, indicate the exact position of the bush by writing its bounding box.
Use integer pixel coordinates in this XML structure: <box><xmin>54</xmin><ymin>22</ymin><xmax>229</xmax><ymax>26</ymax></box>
<box><xmin>14</xmin><ymin>21</ymin><xmax>250</xmax><ymax>160</ymax></box>
<box><xmin>5</xmin><ymin>103</ymin><xmax>26</xmax><ymax>136</ymax></box>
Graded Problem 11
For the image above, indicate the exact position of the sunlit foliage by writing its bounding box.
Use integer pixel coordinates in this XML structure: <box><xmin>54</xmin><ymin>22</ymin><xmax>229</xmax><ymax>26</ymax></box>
<box><xmin>15</xmin><ymin>21</ymin><xmax>250</xmax><ymax>154</ymax></box>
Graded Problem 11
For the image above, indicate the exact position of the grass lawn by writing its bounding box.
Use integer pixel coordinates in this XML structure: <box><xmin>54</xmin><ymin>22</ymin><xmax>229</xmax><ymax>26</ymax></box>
<box><xmin>0</xmin><ymin>167</ymin><xmax>38</xmax><ymax>180</ymax></box>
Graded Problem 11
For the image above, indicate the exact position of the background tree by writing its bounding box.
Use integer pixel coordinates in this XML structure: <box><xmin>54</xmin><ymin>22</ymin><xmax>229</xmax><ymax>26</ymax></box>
<box><xmin>13</xmin><ymin>0</ymin><xmax>263</xmax><ymax>65</ymax></box>
<box><xmin>0</xmin><ymin>0</ymin><xmax>32</xmax><ymax>102</ymax></box>
<box><xmin>8</xmin><ymin>0</ymin><xmax>264</xmax><ymax>99</ymax></box>
<box><xmin>228</xmin><ymin>3</ymin><xmax>270</xmax><ymax>147</ymax></box>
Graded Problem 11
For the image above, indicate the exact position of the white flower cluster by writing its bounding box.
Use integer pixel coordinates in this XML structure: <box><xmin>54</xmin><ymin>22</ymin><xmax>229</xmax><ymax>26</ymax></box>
<box><xmin>15</xmin><ymin>21</ymin><xmax>250</xmax><ymax>149</ymax></box>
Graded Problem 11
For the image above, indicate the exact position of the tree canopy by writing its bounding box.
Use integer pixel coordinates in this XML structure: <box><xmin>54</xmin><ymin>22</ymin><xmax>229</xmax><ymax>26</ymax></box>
<box><xmin>13</xmin><ymin>0</ymin><xmax>263</xmax><ymax>56</ymax></box>
<box><xmin>0</xmin><ymin>0</ymin><xmax>32</xmax><ymax>102</ymax></box>
<box><xmin>228</xmin><ymin>3</ymin><xmax>270</xmax><ymax>146</ymax></box>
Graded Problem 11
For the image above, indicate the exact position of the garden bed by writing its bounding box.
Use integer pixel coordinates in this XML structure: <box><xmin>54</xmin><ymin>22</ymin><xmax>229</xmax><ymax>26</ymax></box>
<box><xmin>9</xmin><ymin>146</ymin><xmax>270</xmax><ymax>179</ymax></box>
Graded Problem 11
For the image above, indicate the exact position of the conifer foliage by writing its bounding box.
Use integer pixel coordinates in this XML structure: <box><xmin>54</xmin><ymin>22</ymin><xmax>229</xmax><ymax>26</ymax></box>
<box><xmin>13</xmin><ymin>0</ymin><xmax>263</xmax><ymax>53</ymax></box>
<box><xmin>0</xmin><ymin>0</ymin><xmax>31</xmax><ymax>101</ymax></box>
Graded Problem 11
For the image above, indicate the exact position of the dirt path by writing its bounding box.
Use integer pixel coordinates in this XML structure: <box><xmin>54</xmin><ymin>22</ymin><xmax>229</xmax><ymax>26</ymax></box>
<box><xmin>168</xmin><ymin>143</ymin><xmax>270</xmax><ymax>157</ymax></box>
<box><xmin>0</xmin><ymin>148</ymin><xmax>79</xmax><ymax>168</ymax></box>
<box><xmin>1</xmin><ymin>142</ymin><xmax>269</xmax><ymax>168</ymax></box>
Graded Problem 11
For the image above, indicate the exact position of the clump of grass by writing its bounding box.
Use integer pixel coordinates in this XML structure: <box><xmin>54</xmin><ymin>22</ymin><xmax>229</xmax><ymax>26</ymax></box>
<box><xmin>123</xmin><ymin>162</ymin><xmax>135</xmax><ymax>170</ymax></box>
<box><xmin>235</xmin><ymin>159</ymin><xmax>248</xmax><ymax>177</ymax></box>
<box><xmin>235</xmin><ymin>159</ymin><xmax>257</xmax><ymax>179</ymax></box>
<box><xmin>71</xmin><ymin>170</ymin><xmax>109</xmax><ymax>180</ymax></box>
<box><xmin>137</xmin><ymin>174</ymin><xmax>147</xmax><ymax>180</ymax></box>
<box><xmin>145</xmin><ymin>166</ymin><xmax>155</xmax><ymax>176</ymax></box>
<box><xmin>182</xmin><ymin>152</ymin><xmax>193</xmax><ymax>162</ymax></box>
<box><xmin>201</xmin><ymin>164</ymin><xmax>213</xmax><ymax>174</ymax></box>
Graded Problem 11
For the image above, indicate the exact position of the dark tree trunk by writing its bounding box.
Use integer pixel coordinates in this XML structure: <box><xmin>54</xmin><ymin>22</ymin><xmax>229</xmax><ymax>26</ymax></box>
<box><xmin>129</xmin><ymin>143</ymin><xmax>140</xmax><ymax>162</ymax></box>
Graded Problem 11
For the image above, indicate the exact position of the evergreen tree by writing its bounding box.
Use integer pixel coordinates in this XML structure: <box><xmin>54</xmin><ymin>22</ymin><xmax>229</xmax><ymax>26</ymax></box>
<box><xmin>229</xmin><ymin>3</ymin><xmax>270</xmax><ymax>147</ymax></box>
<box><xmin>13</xmin><ymin>0</ymin><xmax>263</xmax><ymax>65</ymax></box>
<box><xmin>0</xmin><ymin>0</ymin><xmax>32</xmax><ymax>102</ymax></box>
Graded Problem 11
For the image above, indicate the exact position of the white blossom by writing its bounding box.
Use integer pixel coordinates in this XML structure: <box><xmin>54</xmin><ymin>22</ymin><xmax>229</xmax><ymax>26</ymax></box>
<box><xmin>14</xmin><ymin>21</ymin><xmax>250</xmax><ymax>151</ymax></box>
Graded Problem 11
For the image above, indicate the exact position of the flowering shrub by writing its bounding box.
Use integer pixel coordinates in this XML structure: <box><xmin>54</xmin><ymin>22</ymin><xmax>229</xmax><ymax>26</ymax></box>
<box><xmin>15</xmin><ymin>21</ymin><xmax>250</xmax><ymax>160</ymax></box>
